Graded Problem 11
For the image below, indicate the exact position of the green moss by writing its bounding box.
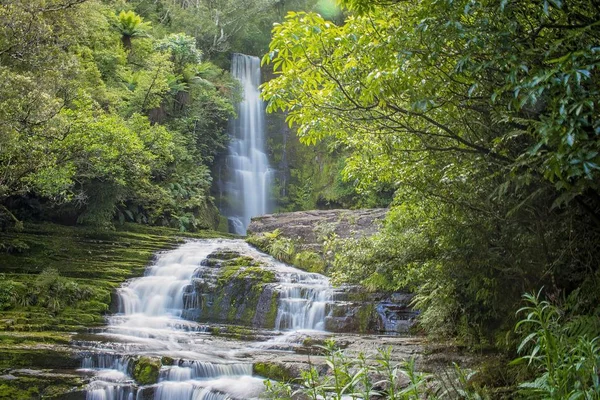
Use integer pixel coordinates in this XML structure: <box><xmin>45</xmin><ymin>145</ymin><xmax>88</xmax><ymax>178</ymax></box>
<box><xmin>161</xmin><ymin>356</ymin><xmax>174</xmax><ymax>366</ymax></box>
<box><xmin>210</xmin><ymin>325</ymin><xmax>258</xmax><ymax>341</ymax></box>
<box><xmin>293</xmin><ymin>251</ymin><xmax>326</xmax><ymax>274</ymax></box>
<box><xmin>265</xmin><ymin>291</ymin><xmax>279</xmax><ymax>329</ymax></box>
<box><xmin>0</xmin><ymin>332</ymin><xmax>71</xmax><ymax>346</ymax></box>
<box><xmin>0</xmin><ymin>383</ymin><xmax>40</xmax><ymax>400</ymax></box>
<box><xmin>237</xmin><ymin>267</ymin><xmax>276</xmax><ymax>284</ymax></box>
<box><xmin>0</xmin><ymin>222</ymin><xmax>229</xmax><ymax>333</ymax></box>
<box><xmin>0</xmin><ymin>372</ymin><xmax>83</xmax><ymax>399</ymax></box>
<box><xmin>132</xmin><ymin>356</ymin><xmax>162</xmax><ymax>385</ymax></box>
<box><xmin>207</xmin><ymin>250</ymin><xmax>240</xmax><ymax>260</ymax></box>
<box><xmin>0</xmin><ymin>348</ymin><xmax>78</xmax><ymax>370</ymax></box>
<box><xmin>253</xmin><ymin>362</ymin><xmax>294</xmax><ymax>381</ymax></box>
<box><xmin>246</xmin><ymin>234</ymin><xmax>270</xmax><ymax>253</ymax></box>
<box><xmin>356</xmin><ymin>304</ymin><xmax>378</xmax><ymax>333</ymax></box>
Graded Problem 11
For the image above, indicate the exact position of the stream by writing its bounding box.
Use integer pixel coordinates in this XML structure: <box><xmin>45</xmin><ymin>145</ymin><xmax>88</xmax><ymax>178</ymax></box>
<box><xmin>77</xmin><ymin>239</ymin><xmax>339</xmax><ymax>400</ymax></box>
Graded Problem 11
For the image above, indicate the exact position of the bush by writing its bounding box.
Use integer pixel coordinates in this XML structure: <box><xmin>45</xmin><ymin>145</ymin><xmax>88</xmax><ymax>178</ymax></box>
<box><xmin>0</xmin><ymin>276</ymin><xmax>17</xmax><ymax>310</ymax></box>
<box><xmin>513</xmin><ymin>290</ymin><xmax>600</xmax><ymax>399</ymax></box>
<box><xmin>23</xmin><ymin>268</ymin><xmax>94</xmax><ymax>313</ymax></box>
<box><xmin>262</xmin><ymin>340</ymin><xmax>485</xmax><ymax>400</ymax></box>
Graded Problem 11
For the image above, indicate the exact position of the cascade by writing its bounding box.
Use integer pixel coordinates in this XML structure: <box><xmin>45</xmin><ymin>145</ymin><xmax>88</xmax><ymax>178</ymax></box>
<box><xmin>80</xmin><ymin>240</ymin><xmax>336</xmax><ymax>400</ymax></box>
<box><xmin>221</xmin><ymin>54</ymin><xmax>272</xmax><ymax>234</ymax></box>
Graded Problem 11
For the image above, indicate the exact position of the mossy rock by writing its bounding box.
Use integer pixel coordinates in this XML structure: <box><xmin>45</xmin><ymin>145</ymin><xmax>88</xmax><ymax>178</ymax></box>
<box><xmin>0</xmin><ymin>372</ymin><xmax>84</xmax><ymax>399</ymax></box>
<box><xmin>293</xmin><ymin>251</ymin><xmax>326</xmax><ymax>274</ymax></box>
<box><xmin>132</xmin><ymin>357</ymin><xmax>162</xmax><ymax>385</ymax></box>
<box><xmin>206</xmin><ymin>250</ymin><xmax>240</xmax><ymax>260</ymax></box>
<box><xmin>160</xmin><ymin>356</ymin><xmax>174</xmax><ymax>366</ymax></box>
<box><xmin>0</xmin><ymin>348</ymin><xmax>78</xmax><ymax>370</ymax></box>
<box><xmin>253</xmin><ymin>362</ymin><xmax>294</xmax><ymax>381</ymax></box>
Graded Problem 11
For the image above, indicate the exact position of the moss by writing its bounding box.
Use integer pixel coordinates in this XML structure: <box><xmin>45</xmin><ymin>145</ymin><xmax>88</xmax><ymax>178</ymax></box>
<box><xmin>293</xmin><ymin>251</ymin><xmax>326</xmax><ymax>274</ymax></box>
<box><xmin>253</xmin><ymin>362</ymin><xmax>294</xmax><ymax>381</ymax></box>
<box><xmin>356</xmin><ymin>304</ymin><xmax>378</xmax><ymax>333</ymax></box>
<box><xmin>0</xmin><ymin>373</ymin><xmax>83</xmax><ymax>399</ymax></box>
<box><xmin>210</xmin><ymin>325</ymin><xmax>258</xmax><ymax>341</ymax></box>
<box><xmin>0</xmin><ymin>222</ymin><xmax>229</xmax><ymax>332</ymax></box>
<box><xmin>207</xmin><ymin>250</ymin><xmax>240</xmax><ymax>260</ymax></box>
<box><xmin>0</xmin><ymin>332</ymin><xmax>71</xmax><ymax>346</ymax></box>
<box><xmin>132</xmin><ymin>357</ymin><xmax>161</xmax><ymax>385</ymax></box>
<box><xmin>161</xmin><ymin>356</ymin><xmax>174</xmax><ymax>366</ymax></box>
<box><xmin>0</xmin><ymin>383</ymin><xmax>40</xmax><ymax>400</ymax></box>
<box><xmin>0</xmin><ymin>348</ymin><xmax>78</xmax><ymax>370</ymax></box>
<box><xmin>237</xmin><ymin>267</ymin><xmax>275</xmax><ymax>284</ymax></box>
<box><xmin>264</xmin><ymin>291</ymin><xmax>279</xmax><ymax>329</ymax></box>
<box><xmin>245</xmin><ymin>234</ymin><xmax>270</xmax><ymax>253</ymax></box>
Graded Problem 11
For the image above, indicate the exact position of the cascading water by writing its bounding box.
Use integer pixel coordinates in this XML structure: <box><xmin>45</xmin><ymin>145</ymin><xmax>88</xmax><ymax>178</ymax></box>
<box><xmin>79</xmin><ymin>240</ymin><xmax>336</xmax><ymax>400</ymax></box>
<box><xmin>275</xmin><ymin>272</ymin><xmax>332</xmax><ymax>331</ymax></box>
<box><xmin>221</xmin><ymin>54</ymin><xmax>273</xmax><ymax>235</ymax></box>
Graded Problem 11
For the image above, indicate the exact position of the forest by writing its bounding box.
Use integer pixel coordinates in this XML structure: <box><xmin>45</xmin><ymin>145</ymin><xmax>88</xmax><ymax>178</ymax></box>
<box><xmin>1</xmin><ymin>0</ymin><xmax>599</xmax><ymax>399</ymax></box>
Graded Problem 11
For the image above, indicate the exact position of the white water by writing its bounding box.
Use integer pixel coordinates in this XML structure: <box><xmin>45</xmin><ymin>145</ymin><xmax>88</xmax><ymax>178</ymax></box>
<box><xmin>275</xmin><ymin>272</ymin><xmax>332</xmax><ymax>331</ymax></box>
<box><xmin>81</xmin><ymin>240</ymin><xmax>335</xmax><ymax>400</ymax></box>
<box><xmin>222</xmin><ymin>53</ymin><xmax>273</xmax><ymax>235</ymax></box>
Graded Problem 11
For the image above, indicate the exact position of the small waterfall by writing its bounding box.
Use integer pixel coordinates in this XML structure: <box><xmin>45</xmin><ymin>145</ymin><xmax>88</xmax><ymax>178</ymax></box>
<box><xmin>81</xmin><ymin>240</ymin><xmax>337</xmax><ymax>399</ymax></box>
<box><xmin>221</xmin><ymin>54</ymin><xmax>273</xmax><ymax>235</ymax></box>
<box><xmin>275</xmin><ymin>272</ymin><xmax>333</xmax><ymax>331</ymax></box>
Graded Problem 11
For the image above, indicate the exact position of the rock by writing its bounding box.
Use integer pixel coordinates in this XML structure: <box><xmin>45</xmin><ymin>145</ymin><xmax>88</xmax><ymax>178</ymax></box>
<box><xmin>248</xmin><ymin>208</ymin><xmax>387</xmax><ymax>253</ymax></box>
<box><xmin>253</xmin><ymin>361</ymin><xmax>294</xmax><ymax>381</ymax></box>
<box><xmin>132</xmin><ymin>356</ymin><xmax>161</xmax><ymax>385</ymax></box>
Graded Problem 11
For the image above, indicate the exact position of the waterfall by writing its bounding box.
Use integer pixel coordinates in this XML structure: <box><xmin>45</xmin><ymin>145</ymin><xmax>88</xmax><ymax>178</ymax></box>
<box><xmin>222</xmin><ymin>54</ymin><xmax>272</xmax><ymax>235</ymax></box>
<box><xmin>274</xmin><ymin>272</ymin><xmax>332</xmax><ymax>331</ymax></box>
<box><xmin>80</xmin><ymin>240</ymin><xmax>336</xmax><ymax>400</ymax></box>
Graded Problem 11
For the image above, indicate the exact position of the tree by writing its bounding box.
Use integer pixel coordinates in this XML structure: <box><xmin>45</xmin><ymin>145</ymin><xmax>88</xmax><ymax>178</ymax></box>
<box><xmin>115</xmin><ymin>10</ymin><xmax>151</xmax><ymax>50</ymax></box>
<box><xmin>261</xmin><ymin>0</ymin><xmax>600</xmax><ymax>342</ymax></box>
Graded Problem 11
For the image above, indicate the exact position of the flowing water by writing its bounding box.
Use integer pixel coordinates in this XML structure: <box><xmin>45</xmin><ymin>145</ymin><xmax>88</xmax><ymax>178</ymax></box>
<box><xmin>79</xmin><ymin>240</ymin><xmax>335</xmax><ymax>400</ymax></box>
<box><xmin>221</xmin><ymin>54</ymin><xmax>273</xmax><ymax>235</ymax></box>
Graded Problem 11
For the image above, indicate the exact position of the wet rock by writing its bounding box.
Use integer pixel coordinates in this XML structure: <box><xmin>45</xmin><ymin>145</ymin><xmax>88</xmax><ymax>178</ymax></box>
<box><xmin>132</xmin><ymin>356</ymin><xmax>161</xmax><ymax>385</ymax></box>
<box><xmin>253</xmin><ymin>361</ymin><xmax>294</xmax><ymax>381</ymax></box>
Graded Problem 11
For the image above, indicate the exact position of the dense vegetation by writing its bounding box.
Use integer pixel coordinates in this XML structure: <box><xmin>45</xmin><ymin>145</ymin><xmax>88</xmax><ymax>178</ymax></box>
<box><xmin>262</xmin><ymin>0</ymin><xmax>600</xmax><ymax>395</ymax></box>
<box><xmin>1</xmin><ymin>0</ymin><xmax>599</xmax><ymax>397</ymax></box>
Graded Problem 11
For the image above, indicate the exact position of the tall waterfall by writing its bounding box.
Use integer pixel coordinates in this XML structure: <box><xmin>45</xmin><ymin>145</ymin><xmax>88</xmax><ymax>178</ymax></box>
<box><xmin>222</xmin><ymin>54</ymin><xmax>272</xmax><ymax>235</ymax></box>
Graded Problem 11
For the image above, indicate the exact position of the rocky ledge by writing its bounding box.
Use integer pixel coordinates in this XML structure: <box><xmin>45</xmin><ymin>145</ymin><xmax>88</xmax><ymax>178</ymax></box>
<box><xmin>247</xmin><ymin>209</ymin><xmax>418</xmax><ymax>335</ymax></box>
<box><xmin>248</xmin><ymin>208</ymin><xmax>387</xmax><ymax>253</ymax></box>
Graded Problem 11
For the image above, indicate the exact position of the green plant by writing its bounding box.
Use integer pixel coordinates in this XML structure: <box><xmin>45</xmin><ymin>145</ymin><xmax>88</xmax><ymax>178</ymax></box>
<box><xmin>0</xmin><ymin>276</ymin><xmax>17</xmax><ymax>310</ymax></box>
<box><xmin>513</xmin><ymin>289</ymin><xmax>600</xmax><ymax>399</ymax></box>
<box><xmin>267</xmin><ymin>237</ymin><xmax>295</xmax><ymax>263</ymax></box>
<box><xmin>115</xmin><ymin>10</ymin><xmax>151</xmax><ymax>49</ymax></box>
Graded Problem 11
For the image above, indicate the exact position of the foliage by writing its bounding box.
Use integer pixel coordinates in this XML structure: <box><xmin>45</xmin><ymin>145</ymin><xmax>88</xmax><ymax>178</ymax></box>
<box><xmin>262</xmin><ymin>340</ymin><xmax>486</xmax><ymax>399</ymax></box>
<box><xmin>268</xmin><ymin>236</ymin><xmax>296</xmax><ymax>263</ymax></box>
<box><xmin>513</xmin><ymin>290</ymin><xmax>600</xmax><ymax>399</ymax></box>
<box><xmin>126</xmin><ymin>0</ymin><xmax>326</xmax><ymax>61</ymax></box>
<box><xmin>0</xmin><ymin>0</ymin><xmax>239</xmax><ymax>231</ymax></box>
<box><xmin>0</xmin><ymin>268</ymin><xmax>92</xmax><ymax>314</ymax></box>
<box><xmin>114</xmin><ymin>10</ymin><xmax>151</xmax><ymax>49</ymax></box>
<box><xmin>261</xmin><ymin>0</ymin><xmax>600</xmax><ymax>346</ymax></box>
<box><xmin>293</xmin><ymin>251</ymin><xmax>326</xmax><ymax>274</ymax></box>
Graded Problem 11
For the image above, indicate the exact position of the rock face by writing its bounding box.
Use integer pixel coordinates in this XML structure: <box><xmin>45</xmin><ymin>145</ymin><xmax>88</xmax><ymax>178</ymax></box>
<box><xmin>248</xmin><ymin>208</ymin><xmax>387</xmax><ymax>253</ymax></box>
<box><xmin>181</xmin><ymin>250</ymin><xmax>279</xmax><ymax>328</ymax></box>
<box><xmin>247</xmin><ymin>209</ymin><xmax>418</xmax><ymax>334</ymax></box>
